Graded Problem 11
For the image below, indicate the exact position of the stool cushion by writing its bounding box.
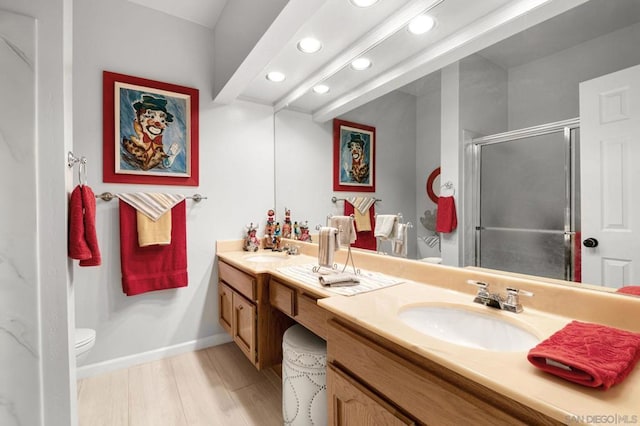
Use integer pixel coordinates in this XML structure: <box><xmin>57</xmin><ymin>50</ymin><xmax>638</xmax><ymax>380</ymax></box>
<box><xmin>282</xmin><ymin>325</ymin><xmax>327</xmax><ymax>426</ymax></box>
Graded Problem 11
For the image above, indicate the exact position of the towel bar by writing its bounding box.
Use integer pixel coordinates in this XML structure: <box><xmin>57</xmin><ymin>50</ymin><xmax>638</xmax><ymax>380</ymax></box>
<box><xmin>95</xmin><ymin>192</ymin><xmax>207</xmax><ymax>202</ymax></box>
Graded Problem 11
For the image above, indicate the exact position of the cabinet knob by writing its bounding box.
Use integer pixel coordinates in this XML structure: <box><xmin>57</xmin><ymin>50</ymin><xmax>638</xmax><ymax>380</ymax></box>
<box><xmin>238</xmin><ymin>305</ymin><xmax>244</xmax><ymax>310</ymax></box>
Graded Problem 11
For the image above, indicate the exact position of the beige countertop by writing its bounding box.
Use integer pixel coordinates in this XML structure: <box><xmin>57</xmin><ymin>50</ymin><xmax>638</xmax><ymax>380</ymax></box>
<box><xmin>216</xmin><ymin>240</ymin><xmax>640</xmax><ymax>424</ymax></box>
<box><xmin>318</xmin><ymin>282</ymin><xmax>640</xmax><ymax>424</ymax></box>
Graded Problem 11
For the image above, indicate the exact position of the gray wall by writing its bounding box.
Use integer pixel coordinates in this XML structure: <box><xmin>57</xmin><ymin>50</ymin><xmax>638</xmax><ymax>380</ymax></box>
<box><xmin>508</xmin><ymin>21</ymin><xmax>640</xmax><ymax>129</ymax></box>
<box><xmin>275</xmin><ymin>90</ymin><xmax>418</xmax><ymax>258</ymax></box>
<box><xmin>73</xmin><ymin>0</ymin><xmax>275</xmax><ymax>372</ymax></box>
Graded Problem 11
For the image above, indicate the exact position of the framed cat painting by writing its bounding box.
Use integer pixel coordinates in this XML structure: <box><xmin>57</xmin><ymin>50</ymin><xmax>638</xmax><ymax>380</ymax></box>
<box><xmin>102</xmin><ymin>71</ymin><xmax>199</xmax><ymax>186</ymax></box>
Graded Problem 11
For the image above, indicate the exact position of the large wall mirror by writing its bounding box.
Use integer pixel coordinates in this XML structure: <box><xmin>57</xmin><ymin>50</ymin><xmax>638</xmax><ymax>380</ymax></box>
<box><xmin>274</xmin><ymin>0</ymin><xmax>640</xmax><ymax>295</ymax></box>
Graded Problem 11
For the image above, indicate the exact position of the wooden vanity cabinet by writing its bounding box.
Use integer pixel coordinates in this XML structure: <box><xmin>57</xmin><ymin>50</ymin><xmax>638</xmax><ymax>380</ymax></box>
<box><xmin>217</xmin><ymin>259</ymin><xmax>292</xmax><ymax>369</ymax></box>
<box><xmin>328</xmin><ymin>364</ymin><xmax>416</xmax><ymax>426</ymax></box>
<box><xmin>269</xmin><ymin>277</ymin><xmax>328</xmax><ymax>339</ymax></box>
<box><xmin>326</xmin><ymin>318</ymin><xmax>562</xmax><ymax>426</ymax></box>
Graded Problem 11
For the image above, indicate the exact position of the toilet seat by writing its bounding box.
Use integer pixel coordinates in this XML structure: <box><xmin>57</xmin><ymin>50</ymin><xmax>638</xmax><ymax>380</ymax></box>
<box><xmin>75</xmin><ymin>328</ymin><xmax>96</xmax><ymax>349</ymax></box>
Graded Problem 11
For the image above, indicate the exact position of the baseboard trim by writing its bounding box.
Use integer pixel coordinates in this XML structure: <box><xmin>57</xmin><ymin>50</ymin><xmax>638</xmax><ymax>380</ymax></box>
<box><xmin>76</xmin><ymin>333</ymin><xmax>233</xmax><ymax>379</ymax></box>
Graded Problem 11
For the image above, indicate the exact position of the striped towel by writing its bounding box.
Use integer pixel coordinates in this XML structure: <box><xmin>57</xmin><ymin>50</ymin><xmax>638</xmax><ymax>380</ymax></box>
<box><xmin>118</xmin><ymin>193</ymin><xmax>186</xmax><ymax>221</ymax></box>
<box><xmin>318</xmin><ymin>227</ymin><xmax>339</xmax><ymax>268</ymax></box>
<box><xmin>392</xmin><ymin>223</ymin><xmax>408</xmax><ymax>257</ymax></box>
<box><xmin>346</xmin><ymin>196</ymin><xmax>376</xmax><ymax>214</ymax></box>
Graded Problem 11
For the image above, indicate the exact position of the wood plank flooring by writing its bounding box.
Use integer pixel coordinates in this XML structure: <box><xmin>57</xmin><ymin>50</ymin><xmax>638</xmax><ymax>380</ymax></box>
<box><xmin>77</xmin><ymin>343</ymin><xmax>283</xmax><ymax>426</ymax></box>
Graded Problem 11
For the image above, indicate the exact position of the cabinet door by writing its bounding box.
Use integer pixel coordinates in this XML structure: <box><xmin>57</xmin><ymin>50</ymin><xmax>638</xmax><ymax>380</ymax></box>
<box><xmin>218</xmin><ymin>282</ymin><xmax>233</xmax><ymax>334</ymax></box>
<box><xmin>233</xmin><ymin>292</ymin><xmax>256</xmax><ymax>363</ymax></box>
<box><xmin>328</xmin><ymin>364</ymin><xmax>416</xmax><ymax>426</ymax></box>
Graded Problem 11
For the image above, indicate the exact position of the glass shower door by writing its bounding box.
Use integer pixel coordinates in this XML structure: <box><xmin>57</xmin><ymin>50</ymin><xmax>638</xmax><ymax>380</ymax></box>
<box><xmin>474</xmin><ymin>122</ymin><xmax>579</xmax><ymax>281</ymax></box>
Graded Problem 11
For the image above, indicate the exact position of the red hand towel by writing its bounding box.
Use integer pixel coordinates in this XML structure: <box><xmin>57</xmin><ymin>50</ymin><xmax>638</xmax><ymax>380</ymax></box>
<box><xmin>68</xmin><ymin>185</ymin><xmax>101</xmax><ymax>266</ymax></box>
<box><xmin>68</xmin><ymin>185</ymin><xmax>91</xmax><ymax>261</ymax></box>
<box><xmin>435</xmin><ymin>196</ymin><xmax>457</xmax><ymax>233</ymax></box>
<box><xmin>345</xmin><ymin>202</ymin><xmax>377</xmax><ymax>251</ymax></box>
<box><xmin>79</xmin><ymin>185</ymin><xmax>101</xmax><ymax>266</ymax></box>
<box><xmin>119</xmin><ymin>199</ymin><xmax>188</xmax><ymax>296</ymax></box>
<box><xmin>527</xmin><ymin>320</ymin><xmax>640</xmax><ymax>390</ymax></box>
<box><xmin>617</xmin><ymin>286</ymin><xmax>640</xmax><ymax>296</ymax></box>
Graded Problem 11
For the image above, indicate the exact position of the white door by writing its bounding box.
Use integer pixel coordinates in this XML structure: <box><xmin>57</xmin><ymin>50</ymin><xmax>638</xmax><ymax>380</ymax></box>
<box><xmin>579</xmin><ymin>64</ymin><xmax>640</xmax><ymax>288</ymax></box>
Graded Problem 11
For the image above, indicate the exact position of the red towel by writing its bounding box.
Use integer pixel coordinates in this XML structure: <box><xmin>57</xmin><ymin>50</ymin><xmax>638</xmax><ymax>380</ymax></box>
<box><xmin>119</xmin><ymin>199</ymin><xmax>188</xmax><ymax>296</ymax></box>
<box><xmin>527</xmin><ymin>320</ymin><xmax>640</xmax><ymax>390</ymax></box>
<box><xmin>345</xmin><ymin>202</ymin><xmax>377</xmax><ymax>251</ymax></box>
<box><xmin>617</xmin><ymin>286</ymin><xmax>640</xmax><ymax>296</ymax></box>
<box><xmin>68</xmin><ymin>185</ymin><xmax>101</xmax><ymax>266</ymax></box>
<box><xmin>435</xmin><ymin>196</ymin><xmax>457</xmax><ymax>233</ymax></box>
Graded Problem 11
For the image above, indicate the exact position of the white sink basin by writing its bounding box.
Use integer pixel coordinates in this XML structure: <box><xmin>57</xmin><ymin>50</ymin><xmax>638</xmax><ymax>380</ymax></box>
<box><xmin>244</xmin><ymin>254</ymin><xmax>289</xmax><ymax>263</ymax></box>
<box><xmin>398</xmin><ymin>305</ymin><xmax>540</xmax><ymax>352</ymax></box>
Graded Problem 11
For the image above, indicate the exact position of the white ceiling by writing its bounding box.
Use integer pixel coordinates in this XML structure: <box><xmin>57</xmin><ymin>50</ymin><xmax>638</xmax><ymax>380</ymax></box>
<box><xmin>127</xmin><ymin>0</ymin><xmax>640</xmax><ymax>121</ymax></box>
<box><xmin>477</xmin><ymin>0</ymin><xmax>640</xmax><ymax>69</ymax></box>
<box><xmin>127</xmin><ymin>0</ymin><xmax>229</xmax><ymax>29</ymax></box>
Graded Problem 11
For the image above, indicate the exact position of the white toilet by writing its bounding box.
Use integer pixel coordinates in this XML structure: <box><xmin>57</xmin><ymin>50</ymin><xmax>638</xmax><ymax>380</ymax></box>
<box><xmin>75</xmin><ymin>328</ymin><xmax>96</xmax><ymax>364</ymax></box>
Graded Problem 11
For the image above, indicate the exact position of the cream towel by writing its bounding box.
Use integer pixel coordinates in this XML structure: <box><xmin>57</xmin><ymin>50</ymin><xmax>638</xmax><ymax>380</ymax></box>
<box><xmin>374</xmin><ymin>215</ymin><xmax>398</xmax><ymax>239</ymax></box>
<box><xmin>137</xmin><ymin>210</ymin><xmax>172</xmax><ymax>247</ymax></box>
<box><xmin>329</xmin><ymin>216</ymin><xmax>357</xmax><ymax>245</ymax></box>
<box><xmin>347</xmin><ymin>197</ymin><xmax>375</xmax><ymax>232</ymax></box>
<box><xmin>318</xmin><ymin>227</ymin><xmax>339</xmax><ymax>268</ymax></box>
<box><xmin>353</xmin><ymin>208</ymin><xmax>371</xmax><ymax>232</ymax></box>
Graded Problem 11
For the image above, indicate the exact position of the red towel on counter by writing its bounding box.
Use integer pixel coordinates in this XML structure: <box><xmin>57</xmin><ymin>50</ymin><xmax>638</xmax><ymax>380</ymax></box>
<box><xmin>119</xmin><ymin>199</ymin><xmax>188</xmax><ymax>296</ymax></box>
<box><xmin>68</xmin><ymin>185</ymin><xmax>102</xmax><ymax>266</ymax></box>
<box><xmin>435</xmin><ymin>196</ymin><xmax>457</xmax><ymax>233</ymax></box>
<box><xmin>527</xmin><ymin>321</ymin><xmax>640</xmax><ymax>390</ymax></box>
<box><xmin>617</xmin><ymin>286</ymin><xmax>640</xmax><ymax>296</ymax></box>
<box><xmin>345</xmin><ymin>201</ymin><xmax>377</xmax><ymax>250</ymax></box>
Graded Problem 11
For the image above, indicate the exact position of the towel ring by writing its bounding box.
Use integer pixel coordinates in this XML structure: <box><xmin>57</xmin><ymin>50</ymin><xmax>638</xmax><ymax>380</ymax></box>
<box><xmin>441</xmin><ymin>181</ymin><xmax>455</xmax><ymax>196</ymax></box>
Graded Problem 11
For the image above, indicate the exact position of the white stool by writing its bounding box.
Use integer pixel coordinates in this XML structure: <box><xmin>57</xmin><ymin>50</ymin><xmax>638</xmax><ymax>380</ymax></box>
<box><xmin>282</xmin><ymin>324</ymin><xmax>327</xmax><ymax>426</ymax></box>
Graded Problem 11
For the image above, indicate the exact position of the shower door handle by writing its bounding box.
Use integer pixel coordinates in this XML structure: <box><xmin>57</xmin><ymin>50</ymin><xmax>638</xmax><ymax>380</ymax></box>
<box><xmin>583</xmin><ymin>237</ymin><xmax>599</xmax><ymax>248</ymax></box>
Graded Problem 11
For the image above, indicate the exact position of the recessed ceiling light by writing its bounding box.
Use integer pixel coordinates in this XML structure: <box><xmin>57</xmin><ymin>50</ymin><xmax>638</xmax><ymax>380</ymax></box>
<box><xmin>265</xmin><ymin>71</ymin><xmax>285</xmax><ymax>82</ymax></box>
<box><xmin>349</xmin><ymin>0</ymin><xmax>379</xmax><ymax>7</ymax></box>
<box><xmin>297</xmin><ymin>37</ymin><xmax>322</xmax><ymax>54</ymax></box>
<box><xmin>408</xmin><ymin>14</ymin><xmax>436</xmax><ymax>35</ymax></box>
<box><xmin>313</xmin><ymin>85</ymin><xmax>330</xmax><ymax>94</ymax></box>
<box><xmin>350</xmin><ymin>57</ymin><xmax>372</xmax><ymax>71</ymax></box>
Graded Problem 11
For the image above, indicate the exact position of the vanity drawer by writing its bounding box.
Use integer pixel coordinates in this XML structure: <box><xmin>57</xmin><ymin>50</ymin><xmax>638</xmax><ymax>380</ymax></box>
<box><xmin>270</xmin><ymin>279</ymin><xmax>296</xmax><ymax>317</ymax></box>
<box><xmin>295</xmin><ymin>293</ymin><xmax>327</xmax><ymax>339</ymax></box>
<box><xmin>218</xmin><ymin>260</ymin><xmax>256</xmax><ymax>301</ymax></box>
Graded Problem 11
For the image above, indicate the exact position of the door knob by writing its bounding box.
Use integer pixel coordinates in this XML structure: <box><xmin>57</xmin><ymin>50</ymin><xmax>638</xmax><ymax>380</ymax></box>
<box><xmin>583</xmin><ymin>237</ymin><xmax>599</xmax><ymax>248</ymax></box>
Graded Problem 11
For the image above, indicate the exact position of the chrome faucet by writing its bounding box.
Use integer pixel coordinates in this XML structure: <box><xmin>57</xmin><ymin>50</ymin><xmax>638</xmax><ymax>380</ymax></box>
<box><xmin>467</xmin><ymin>280</ymin><xmax>533</xmax><ymax>313</ymax></box>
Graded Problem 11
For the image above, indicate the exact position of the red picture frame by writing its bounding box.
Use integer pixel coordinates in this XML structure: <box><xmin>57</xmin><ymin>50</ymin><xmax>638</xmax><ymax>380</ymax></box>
<box><xmin>103</xmin><ymin>71</ymin><xmax>199</xmax><ymax>186</ymax></box>
<box><xmin>426</xmin><ymin>167</ymin><xmax>441</xmax><ymax>203</ymax></box>
<box><xmin>333</xmin><ymin>119</ymin><xmax>376</xmax><ymax>192</ymax></box>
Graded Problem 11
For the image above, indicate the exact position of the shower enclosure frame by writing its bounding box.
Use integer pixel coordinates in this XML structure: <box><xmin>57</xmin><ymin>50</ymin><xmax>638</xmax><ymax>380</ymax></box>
<box><xmin>470</xmin><ymin>118</ymin><xmax>580</xmax><ymax>281</ymax></box>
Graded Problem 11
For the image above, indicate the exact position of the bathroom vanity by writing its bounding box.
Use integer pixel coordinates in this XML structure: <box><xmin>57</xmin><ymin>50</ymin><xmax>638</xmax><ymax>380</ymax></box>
<box><xmin>217</xmin><ymin>257</ymin><xmax>296</xmax><ymax>369</ymax></box>
<box><xmin>216</xmin><ymin>239</ymin><xmax>640</xmax><ymax>425</ymax></box>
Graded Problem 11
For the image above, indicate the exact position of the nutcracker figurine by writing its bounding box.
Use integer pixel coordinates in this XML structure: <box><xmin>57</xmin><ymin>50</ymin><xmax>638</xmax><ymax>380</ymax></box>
<box><xmin>298</xmin><ymin>221</ymin><xmax>312</xmax><ymax>243</ymax></box>
<box><xmin>282</xmin><ymin>208</ymin><xmax>292</xmax><ymax>239</ymax></box>
<box><xmin>243</xmin><ymin>223</ymin><xmax>260</xmax><ymax>252</ymax></box>
<box><xmin>264</xmin><ymin>209</ymin><xmax>276</xmax><ymax>249</ymax></box>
